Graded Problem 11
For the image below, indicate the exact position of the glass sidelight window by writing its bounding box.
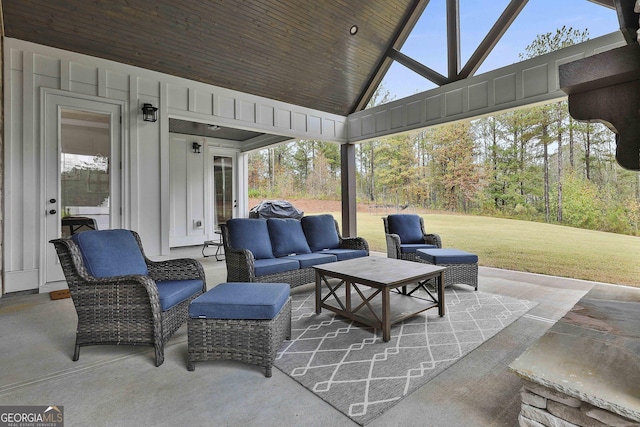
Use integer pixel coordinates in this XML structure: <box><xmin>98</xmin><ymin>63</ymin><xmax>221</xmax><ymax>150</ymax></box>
<box><xmin>59</xmin><ymin>108</ymin><xmax>111</xmax><ymax>236</ymax></box>
<box><xmin>213</xmin><ymin>155</ymin><xmax>234</xmax><ymax>227</ymax></box>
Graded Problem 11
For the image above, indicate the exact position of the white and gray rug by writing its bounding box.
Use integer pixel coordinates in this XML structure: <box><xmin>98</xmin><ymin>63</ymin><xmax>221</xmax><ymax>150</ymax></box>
<box><xmin>274</xmin><ymin>285</ymin><xmax>536</xmax><ymax>425</ymax></box>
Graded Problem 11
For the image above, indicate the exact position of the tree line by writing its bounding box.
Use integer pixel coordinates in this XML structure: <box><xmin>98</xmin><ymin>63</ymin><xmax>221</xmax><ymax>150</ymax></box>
<box><xmin>248</xmin><ymin>106</ymin><xmax>640</xmax><ymax>236</ymax></box>
<box><xmin>248</xmin><ymin>27</ymin><xmax>640</xmax><ymax>236</ymax></box>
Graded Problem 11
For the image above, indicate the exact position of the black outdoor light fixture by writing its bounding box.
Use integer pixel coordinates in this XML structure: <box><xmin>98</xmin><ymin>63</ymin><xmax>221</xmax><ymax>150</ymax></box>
<box><xmin>192</xmin><ymin>142</ymin><xmax>202</xmax><ymax>154</ymax></box>
<box><xmin>141</xmin><ymin>103</ymin><xmax>158</xmax><ymax>122</ymax></box>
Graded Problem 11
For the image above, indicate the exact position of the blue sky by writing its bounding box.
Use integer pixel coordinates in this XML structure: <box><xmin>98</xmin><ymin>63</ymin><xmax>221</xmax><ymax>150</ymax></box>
<box><xmin>380</xmin><ymin>0</ymin><xmax>620</xmax><ymax>99</ymax></box>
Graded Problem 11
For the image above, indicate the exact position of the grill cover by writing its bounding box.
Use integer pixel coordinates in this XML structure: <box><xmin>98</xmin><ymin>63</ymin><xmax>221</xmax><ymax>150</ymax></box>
<box><xmin>249</xmin><ymin>200</ymin><xmax>304</xmax><ymax>219</ymax></box>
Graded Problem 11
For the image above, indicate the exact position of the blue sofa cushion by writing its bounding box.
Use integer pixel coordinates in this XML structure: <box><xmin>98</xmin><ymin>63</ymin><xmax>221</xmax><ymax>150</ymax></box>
<box><xmin>155</xmin><ymin>279</ymin><xmax>204</xmax><ymax>311</ymax></box>
<box><xmin>400</xmin><ymin>243</ymin><xmax>439</xmax><ymax>254</ymax></box>
<box><xmin>417</xmin><ymin>248</ymin><xmax>478</xmax><ymax>264</ymax></box>
<box><xmin>226</xmin><ymin>218</ymin><xmax>274</xmax><ymax>259</ymax></box>
<box><xmin>189</xmin><ymin>282</ymin><xmax>290</xmax><ymax>320</ymax></box>
<box><xmin>301</xmin><ymin>214</ymin><xmax>340</xmax><ymax>251</ymax></box>
<box><xmin>319</xmin><ymin>248</ymin><xmax>368</xmax><ymax>261</ymax></box>
<box><xmin>71</xmin><ymin>229</ymin><xmax>148</xmax><ymax>278</ymax></box>
<box><xmin>287</xmin><ymin>253</ymin><xmax>337</xmax><ymax>268</ymax></box>
<box><xmin>267</xmin><ymin>218</ymin><xmax>311</xmax><ymax>257</ymax></box>
<box><xmin>254</xmin><ymin>258</ymin><xmax>300</xmax><ymax>276</ymax></box>
<box><xmin>387</xmin><ymin>214</ymin><xmax>425</xmax><ymax>244</ymax></box>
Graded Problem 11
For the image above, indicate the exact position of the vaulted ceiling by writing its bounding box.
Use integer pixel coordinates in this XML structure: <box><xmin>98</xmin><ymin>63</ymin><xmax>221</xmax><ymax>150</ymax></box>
<box><xmin>1</xmin><ymin>0</ymin><xmax>428</xmax><ymax>116</ymax></box>
<box><xmin>1</xmin><ymin>0</ymin><xmax>618</xmax><ymax>118</ymax></box>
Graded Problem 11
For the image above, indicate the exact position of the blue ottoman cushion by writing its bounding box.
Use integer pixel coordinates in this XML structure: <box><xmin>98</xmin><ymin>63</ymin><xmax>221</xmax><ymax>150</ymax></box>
<box><xmin>189</xmin><ymin>282</ymin><xmax>290</xmax><ymax>320</ymax></box>
<box><xmin>417</xmin><ymin>248</ymin><xmax>478</xmax><ymax>264</ymax></box>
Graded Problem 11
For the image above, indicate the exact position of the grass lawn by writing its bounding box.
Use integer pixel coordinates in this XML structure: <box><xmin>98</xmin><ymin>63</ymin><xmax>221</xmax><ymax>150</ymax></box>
<box><xmin>329</xmin><ymin>211</ymin><xmax>639</xmax><ymax>287</ymax></box>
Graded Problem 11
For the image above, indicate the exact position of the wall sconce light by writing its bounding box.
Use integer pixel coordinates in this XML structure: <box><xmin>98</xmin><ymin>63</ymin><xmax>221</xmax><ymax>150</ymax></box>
<box><xmin>192</xmin><ymin>142</ymin><xmax>202</xmax><ymax>154</ymax></box>
<box><xmin>141</xmin><ymin>103</ymin><xmax>158</xmax><ymax>122</ymax></box>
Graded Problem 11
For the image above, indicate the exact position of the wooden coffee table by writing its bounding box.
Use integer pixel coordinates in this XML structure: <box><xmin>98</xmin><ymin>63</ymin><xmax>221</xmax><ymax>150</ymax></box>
<box><xmin>314</xmin><ymin>257</ymin><xmax>446</xmax><ymax>342</ymax></box>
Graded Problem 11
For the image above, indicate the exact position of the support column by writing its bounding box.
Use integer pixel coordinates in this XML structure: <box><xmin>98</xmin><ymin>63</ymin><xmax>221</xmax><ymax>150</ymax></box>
<box><xmin>340</xmin><ymin>143</ymin><xmax>357</xmax><ymax>237</ymax></box>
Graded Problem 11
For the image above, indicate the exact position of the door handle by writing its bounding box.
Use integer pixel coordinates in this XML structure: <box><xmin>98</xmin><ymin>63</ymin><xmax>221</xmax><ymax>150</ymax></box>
<box><xmin>49</xmin><ymin>209</ymin><xmax>57</xmax><ymax>215</ymax></box>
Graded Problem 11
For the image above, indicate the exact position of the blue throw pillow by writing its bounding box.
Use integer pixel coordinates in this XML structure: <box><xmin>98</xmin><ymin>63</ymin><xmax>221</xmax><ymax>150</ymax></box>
<box><xmin>71</xmin><ymin>229</ymin><xmax>148</xmax><ymax>278</ymax></box>
<box><xmin>387</xmin><ymin>214</ymin><xmax>424</xmax><ymax>244</ymax></box>
<box><xmin>301</xmin><ymin>214</ymin><xmax>340</xmax><ymax>251</ymax></box>
<box><xmin>267</xmin><ymin>218</ymin><xmax>312</xmax><ymax>257</ymax></box>
<box><xmin>226</xmin><ymin>218</ymin><xmax>275</xmax><ymax>259</ymax></box>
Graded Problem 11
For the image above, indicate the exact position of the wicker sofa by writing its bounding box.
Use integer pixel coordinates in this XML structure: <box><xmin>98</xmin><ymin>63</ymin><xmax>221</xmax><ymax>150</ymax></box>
<box><xmin>220</xmin><ymin>214</ymin><xmax>369</xmax><ymax>288</ymax></box>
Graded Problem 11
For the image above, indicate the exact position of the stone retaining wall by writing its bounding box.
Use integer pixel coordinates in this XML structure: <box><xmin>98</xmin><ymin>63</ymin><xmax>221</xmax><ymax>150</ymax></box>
<box><xmin>519</xmin><ymin>380</ymin><xmax>640</xmax><ymax>427</ymax></box>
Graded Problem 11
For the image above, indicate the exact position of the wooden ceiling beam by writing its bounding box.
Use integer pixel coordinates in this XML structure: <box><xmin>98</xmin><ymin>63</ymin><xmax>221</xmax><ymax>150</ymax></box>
<box><xmin>353</xmin><ymin>0</ymin><xmax>430</xmax><ymax>112</ymax></box>
<box><xmin>388</xmin><ymin>49</ymin><xmax>449</xmax><ymax>86</ymax></box>
<box><xmin>458</xmin><ymin>0</ymin><xmax>529</xmax><ymax>79</ymax></box>
<box><xmin>446</xmin><ymin>0</ymin><xmax>461</xmax><ymax>79</ymax></box>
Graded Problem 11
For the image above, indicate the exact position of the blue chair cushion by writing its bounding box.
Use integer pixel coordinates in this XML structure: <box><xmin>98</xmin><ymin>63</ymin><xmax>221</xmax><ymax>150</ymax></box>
<box><xmin>318</xmin><ymin>248</ymin><xmax>369</xmax><ymax>261</ymax></box>
<box><xmin>267</xmin><ymin>218</ymin><xmax>311</xmax><ymax>257</ymax></box>
<box><xmin>400</xmin><ymin>243</ymin><xmax>439</xmax><ymax>254</ymax></box>
<box><xmin>287</xmin><ymin>253</ymin><xmax>337</xmax><ymax>268</ymax></box>
<box><xmin>301</xmin><ymin>214</ymin><xmax>340</xmax><ymax>251</ymax></box>
<box><xmin>254</xmin><ymin>258</ymin><xmax>300</xmax><ymax>276</ymax></box>
<box><xmin>189</xmin><ymin>282</ymin><xmax>290</xmax><ymax>320</ymax></box>
<box><xmin>387</xmin><ymin>214</ymin><xmax>425</xmax><ymax>244</ymax></box>
<box><xmin>71</xmin><ymin>229</ymin><xmax>148</xmax><ymax>278</ymax></box>
<box><xmin>417</xmin><ymin>248</ymin><xmax>478</xmax><ymax>264</ymax></box>
<box><xmin>226</xmin><ymin>218</ymin><xmax>274</xmax><ymax>259</ymax></box>
<box><xmin>155</xmin><ymin>279</ymin><xmax>204</xmax><ymax>311</ymax></box>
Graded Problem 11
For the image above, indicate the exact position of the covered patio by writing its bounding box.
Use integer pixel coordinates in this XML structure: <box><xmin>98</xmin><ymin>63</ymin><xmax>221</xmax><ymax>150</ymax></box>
<box><xmin>1</xmin><ymin>1</ymin><xmax>639</xmax><ymax>425</ymax></box>
<box><xmin>0</xmin><ymin>247</ymin><xmax>615</xmax><ymax>426</ymax></box>
<box><xmin>1</xmin><ymin>0</ymin><xmax>635</xmax><ymax>295</ymax></box>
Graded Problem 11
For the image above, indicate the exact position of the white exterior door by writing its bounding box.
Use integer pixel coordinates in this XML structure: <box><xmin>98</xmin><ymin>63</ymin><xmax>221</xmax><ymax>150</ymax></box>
<box><xmin>43</xmin><ymin>92</ymin><xmax>122</xmax><ymax>288</ymax></box>
<box><xmin>168</xmin><ymin>134</ymin><xmax>238</xmax><ymax>247</ymax></box>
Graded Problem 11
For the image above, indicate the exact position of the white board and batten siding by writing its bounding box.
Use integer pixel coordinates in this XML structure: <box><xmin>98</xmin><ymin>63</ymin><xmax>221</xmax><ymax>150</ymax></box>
<box><xmin>348</xmin><ymin>32</ymin><xmax>625</xmax><ymax>142</ymax></box>
<box><xmin>3</xmin><ymin>37</ymin><xmax>347</xmax><ymax>293</ymax></box>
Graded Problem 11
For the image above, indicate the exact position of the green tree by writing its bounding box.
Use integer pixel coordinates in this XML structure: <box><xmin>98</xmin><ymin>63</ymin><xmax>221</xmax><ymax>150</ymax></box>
<box><xmin>557</xmin><ymin>172</ymin><xmax>602</xmax><ymax>230</ymax></box>
<box><xmin>428</xmin><ymin>122</ymin><xmax>482</xmax><ymax>212</ymax></box>
<box><xmin>375</xmin><ymin>133</ymin><xmax>418</xmax><ymax>206</ymax></box>
<box><xmin>521</xmin><ymin>26</ymin><xmax>589</xmax><ymax>223</ymax></box>
<box><xmin>357</xmin><ymin>84</ymin><xmax>394</xmax><ymax>202</ymax></box>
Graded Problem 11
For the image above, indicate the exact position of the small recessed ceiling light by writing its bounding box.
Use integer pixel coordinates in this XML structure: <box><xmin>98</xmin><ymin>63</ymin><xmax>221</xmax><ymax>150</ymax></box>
<box><xmin>350</xmin><ymin>25</ymin><xmax>358</xmax><ymax>36</ymax></box>
<box><xmin>207</xmin><ymin>124</ymin><xmax>220</xmax><ymax>131</ymax></box>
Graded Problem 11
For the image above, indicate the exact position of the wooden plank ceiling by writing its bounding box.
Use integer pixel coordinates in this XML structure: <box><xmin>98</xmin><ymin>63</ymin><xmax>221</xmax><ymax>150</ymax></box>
<box><xmin>1</xmin><ymin>0</ymin><xmax>618</xmax><ymax>119</ymax></box>
<box><xmin>1</xmin><ymin>0</ymin><xmax>425</xmax><ymax>116</ymax></box>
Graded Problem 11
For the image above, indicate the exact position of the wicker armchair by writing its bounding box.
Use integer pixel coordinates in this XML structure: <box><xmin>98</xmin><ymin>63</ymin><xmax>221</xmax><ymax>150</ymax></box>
<box><xmin>50</xmin><ymin>229</ymin><xmax>206</xmax><ymax>366</ymax></box>
<box><xmin>383</xmin><ymin>214</ymin><xmax>442</xmax><ymax>262</ymax></box>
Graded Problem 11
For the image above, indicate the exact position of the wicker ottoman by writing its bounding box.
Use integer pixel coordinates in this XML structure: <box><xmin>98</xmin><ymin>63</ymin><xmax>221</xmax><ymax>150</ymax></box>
<box><xmin>416</xmin><ymin>248</ymin><xmax>478</xmax><ymax>290</ymax></box>
<box><xmin>187</xmin><ymin>282</ymin><xmax>291</xmax><ymax>377</ymax></box>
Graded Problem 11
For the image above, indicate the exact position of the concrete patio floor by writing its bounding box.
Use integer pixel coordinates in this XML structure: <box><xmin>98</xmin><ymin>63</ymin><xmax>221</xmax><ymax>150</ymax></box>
<box><xmin>0</xmin><ymin>247</ymin><xmax>623</xmax><ymax>426</ymax></box>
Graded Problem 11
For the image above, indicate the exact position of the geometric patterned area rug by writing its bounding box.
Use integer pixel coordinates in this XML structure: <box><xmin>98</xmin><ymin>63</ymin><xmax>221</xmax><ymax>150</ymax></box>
<box><xmin>274</xmin><ymin>286</ymin><xmax>537</xmax><ymax>425</ymax></box>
